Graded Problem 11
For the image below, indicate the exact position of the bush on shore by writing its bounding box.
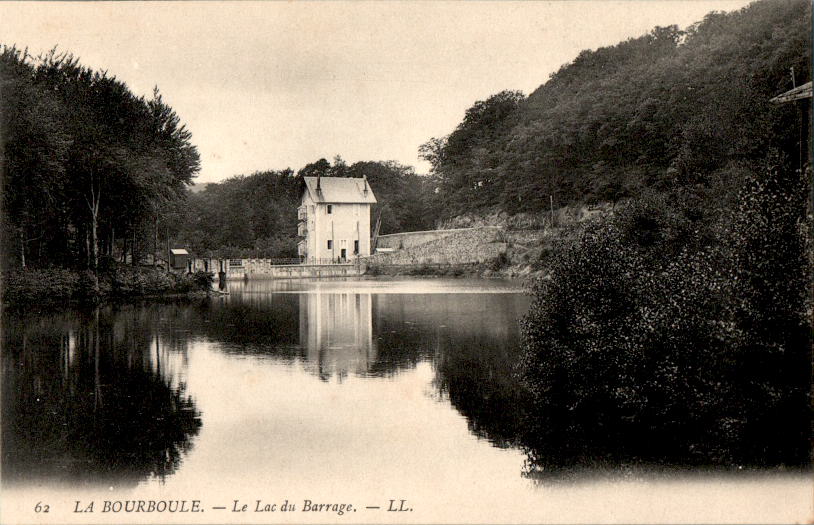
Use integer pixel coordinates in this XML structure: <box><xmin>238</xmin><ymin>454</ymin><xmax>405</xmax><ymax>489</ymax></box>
<box><xmin>2</xmin><ymin>266</ymin><xmax>214</xmax><ymax>307</ymax></box>
<box><xmin>3</xmin><ymin>268</ymin><xmax>81</xmax><ymax>305</ymax></box>
<box><xmin>520</xmin><ymin>155</ymin><xmax>811</xmax><ymax>469</ymax></box>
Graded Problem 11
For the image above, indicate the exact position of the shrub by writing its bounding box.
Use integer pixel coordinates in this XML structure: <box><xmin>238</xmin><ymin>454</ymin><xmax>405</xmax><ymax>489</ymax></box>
<box><xmin>2</xmin><ymin>264</ymin><xmax>215</xmax><ymax>307</ymax></box>
<box><xmin>488</xmin><ymin>251</ymin><xmax>509</xmax><ymax>271</ymax></box>
<box><xmin>189</xmin><ymin>270</ymin><xmax>214</xmax><ymax>291</ymax></box>
<box><xmin>109</xmin><ymin>267</ymin><xmax>174</xmax><ymax>296</ymax></box>
<box><xmin>520</xmin><ymin>158</ymin><xmax>810</xmax><ymax>469</ymax></box>
<box><xmin>3</xmin><ymin>267</ymin><xmax>80</xmax><ymax>306</ymax></box>
<box><xmin>76</xmin><ymin>270</ymin><xmax>104</xmax><ymax>301</ymax></box>
<box><xmin>106</xmin><ymin>266</ymin><xmax>213</xmax><ymax>296</ymax></box>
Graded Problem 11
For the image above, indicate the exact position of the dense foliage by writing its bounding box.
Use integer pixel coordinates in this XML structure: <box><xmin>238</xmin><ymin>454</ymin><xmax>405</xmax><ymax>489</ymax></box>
<box><xmin>422</xmin><ymin>0</ymin><xmax>810</xmax><ymax>217</ymax></box>
<box><xmin>177</xmin><ymin>169</ymin><xmax>301</xmax><ymax>259</ymax></box>
<box><xmin>3</xmin><ymin>267</ymin><xmax>213</xmax><ymax>307</ymax></box>
<box><xmin>520</xmin><ymin>154</ymin><xmax>811</xmax><ymax>468</ymax></box>
<box><xmin>175</xmin><ymin>157</ymin><xmax>438</xmax><ymax>258</ymax></box>
<box><xmin>1</xmin><ymin>46</ymin><xmax>200</xmax><ymax>274</ymax></box>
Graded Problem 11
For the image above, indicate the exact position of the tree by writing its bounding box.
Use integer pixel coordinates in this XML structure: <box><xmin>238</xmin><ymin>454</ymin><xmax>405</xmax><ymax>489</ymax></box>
<box><xmin>419</xmin><ymin>0</ymin><xmax>810</xmax><ymax>216</ymax></box>
<box><xmin>1</xmin><ymin>45</ymin><xmax>200</xmax><ymax>278</ymax></box>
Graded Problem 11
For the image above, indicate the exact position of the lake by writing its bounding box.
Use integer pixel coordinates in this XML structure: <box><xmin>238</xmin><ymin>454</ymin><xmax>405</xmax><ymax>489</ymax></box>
<box><xmin>1</xmin><ymin>278</ymin><xmax>810</xmax><ymax>523</ymax></box>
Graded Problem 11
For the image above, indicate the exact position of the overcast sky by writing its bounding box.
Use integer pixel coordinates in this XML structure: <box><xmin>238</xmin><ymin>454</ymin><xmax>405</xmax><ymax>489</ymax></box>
<box><xmin>2</xmin><ymin>1</ymin><xmax>752</xmax><ymax>184</ymax></box>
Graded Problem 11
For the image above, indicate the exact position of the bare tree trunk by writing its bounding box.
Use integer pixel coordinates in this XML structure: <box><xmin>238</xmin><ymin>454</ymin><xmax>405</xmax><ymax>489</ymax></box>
<box><xmin>19</xmin><ymin>229</ymin><xmax>25</xmax><ymax>269</ymax></box>
<box><xmin>154</xmin><ymin>217</ymin><xmax>158</xmax><ymax>268</ymax></box>
<box><xmin>86</xmin><ymin>172</ymin><xmax>101</xmax><ymax>293</ymax></box>
<box><xmin>166</xmin><ymin>227</ymin><xmax>170</xmax><ymax>273</ymax></box>
<box><xmin>155</xmin><ymin>334</ymin><xmax>161</xmax><ymax>376</ymax></box>
<box><xmin>91</xmin><ymin>212</ymin><xmax>98</xmax><ymax>271</ymax></box>
<box><xmin>93</xmin><ymin>308</ymin><xmax>102</xmax><ymax>412</ymax></box>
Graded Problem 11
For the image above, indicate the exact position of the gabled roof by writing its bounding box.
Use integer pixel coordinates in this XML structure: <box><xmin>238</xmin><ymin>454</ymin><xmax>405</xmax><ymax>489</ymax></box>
<box><xmin>770</xmin><ymin>81</ymin><xmax>812</xmax><ymax>104</ymax></box>
<box><xmin>302</xmin><ymin>176</ymin><xmax>377</xmax><ymax>204</ymax></box>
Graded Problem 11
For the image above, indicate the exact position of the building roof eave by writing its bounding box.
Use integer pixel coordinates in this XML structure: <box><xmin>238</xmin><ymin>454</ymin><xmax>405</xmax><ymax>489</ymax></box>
<box><xmin>770</xmin><ymin>81</ymin><xmax>812</xmax><ymax>104</ymax></box>
<box><xmin>301</xmin><ymin>176</ymin><xmax>377</xmax><ymax>204</ymax></box>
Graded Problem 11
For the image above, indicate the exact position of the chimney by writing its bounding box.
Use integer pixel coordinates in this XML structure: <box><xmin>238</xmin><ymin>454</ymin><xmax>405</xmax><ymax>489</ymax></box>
<box><xmin>316</xmin><ymin>174</ymin><xmax>321</xmax><ymax>194</ymax></box>
<box><xmin>363</xmin><ymin>176</ymin><xmax>368</xmax><ymax>197</ymax></box>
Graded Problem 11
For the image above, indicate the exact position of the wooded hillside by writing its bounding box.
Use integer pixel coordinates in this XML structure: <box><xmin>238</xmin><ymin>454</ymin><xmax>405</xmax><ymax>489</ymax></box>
<box><xmin>422</xmin><ymin>0</ymin><xmax>810</xmax><ymax>217</ymax></box>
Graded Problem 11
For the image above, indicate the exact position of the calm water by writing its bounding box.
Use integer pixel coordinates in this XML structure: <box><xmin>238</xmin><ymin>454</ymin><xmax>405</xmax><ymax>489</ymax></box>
<box><xmin>2</xmin><ymin>278</ymin><xmax>810</xmax><ymax>523</ymax></box>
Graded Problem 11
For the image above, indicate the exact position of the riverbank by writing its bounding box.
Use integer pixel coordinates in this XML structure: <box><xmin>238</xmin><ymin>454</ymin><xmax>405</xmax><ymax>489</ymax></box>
<box><xmin>2</xmin><ymin>265</ymin><xmax>214</xmax><ymax>310</ymax></box>
<box><xmin>363</xmin><ymin>260</ymin><xmax>545</xmax><ymax>286</ymax></box>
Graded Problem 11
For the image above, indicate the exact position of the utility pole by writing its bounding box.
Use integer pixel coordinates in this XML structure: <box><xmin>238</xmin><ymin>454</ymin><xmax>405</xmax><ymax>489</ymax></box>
<box><xmin>769</xmin><ymin>77</ymin><xmax>812</xmax><ymax>358</ymax></box>
<box><xmin>791</xmin><ymin>67</ymin><xmax>803</xmax><ymax>177</ymax></box>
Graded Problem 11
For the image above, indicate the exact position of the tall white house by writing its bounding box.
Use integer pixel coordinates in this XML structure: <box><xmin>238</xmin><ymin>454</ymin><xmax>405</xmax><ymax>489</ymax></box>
<box><xmin>298</xmin><ymin>176</ymin><xmax>377</xmax><ymax>262</ymax></box>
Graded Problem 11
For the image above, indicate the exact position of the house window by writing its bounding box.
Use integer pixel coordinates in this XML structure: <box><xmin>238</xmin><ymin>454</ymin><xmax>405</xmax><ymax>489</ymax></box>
<box><xmin>327</xmin><ymin>240</ymin><xmax>332</xmax><ymax>250</ymax></box>
<box><xmin>354</xmin><ymin>240</ymin><xmax>359</xmax><ymax>254</ymax></box>
<box><xmin>327</xmin><ymin>204</ymin><xmax>333</xmax><ymax>214</ymax></box>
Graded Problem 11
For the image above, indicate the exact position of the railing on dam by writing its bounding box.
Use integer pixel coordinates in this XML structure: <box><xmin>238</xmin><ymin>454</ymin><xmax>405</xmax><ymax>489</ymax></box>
<box><xmin>189</xmin><ymin>257</ymin><xmax>366</xmax><ymax>280</ymax></box>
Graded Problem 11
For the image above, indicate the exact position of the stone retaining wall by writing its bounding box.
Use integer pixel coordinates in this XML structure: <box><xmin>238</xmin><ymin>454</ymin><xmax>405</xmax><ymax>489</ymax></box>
<box><xmin>375</xmin><ymin>227</ymin><xmax>501</xmax><ymax>250</ymax></box>
<box><xmin>367</xmin><ymin>228</ymin><xmax>508</xmax><ymax>265</ymax></box>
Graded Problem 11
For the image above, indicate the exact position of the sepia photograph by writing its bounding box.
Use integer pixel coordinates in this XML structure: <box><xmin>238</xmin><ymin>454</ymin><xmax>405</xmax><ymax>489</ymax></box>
<box><xmin>0</xmin><ymin>1</ymin><xmax>811</xmax><ymax>523</ymax></box>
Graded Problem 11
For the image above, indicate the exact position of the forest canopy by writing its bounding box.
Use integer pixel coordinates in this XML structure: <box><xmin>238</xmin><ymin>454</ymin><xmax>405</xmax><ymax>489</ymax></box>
<box><xmin>422</xmin><ymin>0</ymin><xmax>810</xmax><ymax>217</ymax></box>
<box><xmin>1</xmin><ymin>46</ymin><xmax>200</xmax><ymax>271</ymax></box>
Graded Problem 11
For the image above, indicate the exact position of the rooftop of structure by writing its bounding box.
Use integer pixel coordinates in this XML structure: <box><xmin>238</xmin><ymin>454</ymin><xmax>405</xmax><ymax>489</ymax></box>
<box><xmin>770</xmin><ymin>81</ymin><xmax>812</xmax><ymax>103</ymax></box>
<box><xmin>302</xmin><ymin>176</ymin><xmax>377</xmax><ymax>204</ymax></box>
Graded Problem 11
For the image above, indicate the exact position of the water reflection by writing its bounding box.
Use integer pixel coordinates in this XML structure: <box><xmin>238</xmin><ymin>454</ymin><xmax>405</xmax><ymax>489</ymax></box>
<box><xmin>222</xmin><ymin>279</ymin><xmax>530</xmax><ymax>385</ymax></box>
<box><xmin>4</xmin><ymin>277</ymin><xmax>801</xmax><ymax>496</ymax></box>
<box><xmin>300</xmin><ymin>292</ymin><xmax>375</xmax><ymax>380</ymax></box>
<box><xmin>2</xmin><ymin>307</ymin><xmax>201</xmax><ymax>488</ymax></box>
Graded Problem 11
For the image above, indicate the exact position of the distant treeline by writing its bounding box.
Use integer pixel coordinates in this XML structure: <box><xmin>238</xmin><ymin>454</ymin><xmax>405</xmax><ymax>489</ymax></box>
<box><xmin>174</xmin><ymin>157</ymin><xmax>440</xmax><ymax>259</ymax></box>
<box><xmin>2</xmin><ymin>0</ymin><xmax>810</xmax><ymax>265</ymax></box>
<box><xmin>1</xmin><ymin>46</ymin><xmax>200</xmax><ymax>273</ymax></box>
<box><xmin>420</xmin><ymin>0</ymin><xmax>810</xmax><ymax>216</ymax></box>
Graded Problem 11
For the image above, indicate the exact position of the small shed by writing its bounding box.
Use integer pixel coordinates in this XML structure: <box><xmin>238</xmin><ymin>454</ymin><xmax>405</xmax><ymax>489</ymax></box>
<box><xmin>170</xmin><ymin>248</ymin><xmax>189</xmax><ymax>269</ymax></box>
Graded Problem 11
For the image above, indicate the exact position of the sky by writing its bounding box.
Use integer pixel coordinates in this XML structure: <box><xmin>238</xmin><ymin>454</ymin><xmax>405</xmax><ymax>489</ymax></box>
<box><xmin>1</xmin><ymin>1</ymin><xmax>753</xmax><ymax>184</ymax></box>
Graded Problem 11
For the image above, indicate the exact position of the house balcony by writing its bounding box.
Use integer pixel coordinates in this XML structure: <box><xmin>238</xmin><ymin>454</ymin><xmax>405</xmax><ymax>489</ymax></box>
<box><xmin>297</xmin><ymin>239</ymin><xmax>307</xmax><ymax>256</ymax></box>
<box><xmin>297</xmin><ymin>206</ymin><xmax>307</xmax><ymax>221</ymax></box>
<box><xmin>297</xmin><ymin>223</ymin><xmax>308</xmax><ymax>237</ymax></box>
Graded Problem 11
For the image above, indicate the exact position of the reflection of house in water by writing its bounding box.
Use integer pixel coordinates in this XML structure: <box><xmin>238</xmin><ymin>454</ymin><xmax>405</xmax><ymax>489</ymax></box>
<box><xmin>299</xmin><ymin>292</ymin><xmax>376</xmax><ymax>380</ymax></box>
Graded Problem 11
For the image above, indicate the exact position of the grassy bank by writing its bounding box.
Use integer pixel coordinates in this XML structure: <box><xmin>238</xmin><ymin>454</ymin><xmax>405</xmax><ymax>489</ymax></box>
<box><xmin>2</xmin><ymin>265</ymin><xmax>214</xmax><ymax>310</ymax></box>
